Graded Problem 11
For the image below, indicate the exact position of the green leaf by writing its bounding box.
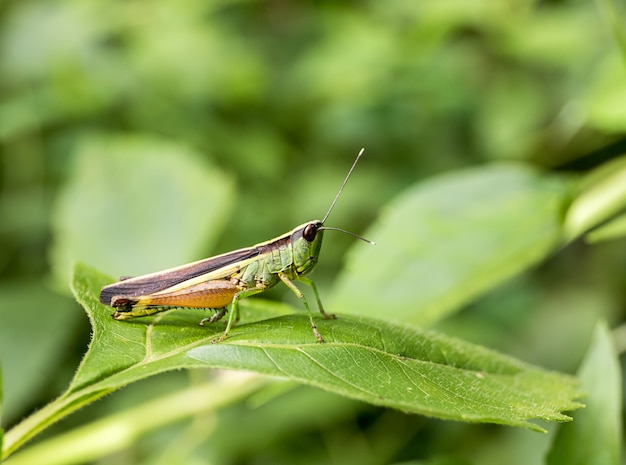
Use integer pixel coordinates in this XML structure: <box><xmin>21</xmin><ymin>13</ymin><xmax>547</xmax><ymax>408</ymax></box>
<box><xmin>78</xmin><ymin>263</ymin><xmax>584</xmax><ymax>432</ymax></box>
<box><xmin>547</xmin><ymin>321</ymin><xmax>622</xmax><ymax>465</ymax></box>
<box><xmin>565</xmin><ymin>155</ymin><xmax>626</xmax><ymax>240</ymax></box>
<box><xmin>78</xmin><ymin>266</ymin><xmax>583</xmax><ymax>432</ymax></box>
<box><xmin>1</xmin><ymin>365</ymin><xmax>3</xmax><ymax>453</ymax></box>
<box><xmin>330</xmin><ymin>164</ymin><xmax>571</xmax><ymax>325</ymax></box>
<box><xmin>2</xmin><ymin>263</ymin><xmax>584</xmax><ymax>458</ymax></box>
<box><xmin>597</xmin><ymin>0</ymin><xmax>626</xmax><ymax>64</ymax></box>
<box><xmin>584</xmin><ymin>53</ymin><xmax>626</xmax><ymax>132</ymax></box>
<box><xmin>585</xmin><ymin>211</ymin><xmax>626</xmax><ymax>243</ymax></box>
<box><xmin>49</xmin><ymin>133</ymin><xmax>234</xmax><ymax>287</ymax></box>
<box><xmin>0</xmin><ymin>282</ymin><xmax>78</xmax><ymax>425</ymax></box>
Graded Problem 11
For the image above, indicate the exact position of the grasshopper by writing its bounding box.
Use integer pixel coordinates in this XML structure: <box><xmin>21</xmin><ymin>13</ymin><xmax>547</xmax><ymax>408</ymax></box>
<box><xmin>100</xmin><ymin>148</ymin><xmax>372</xmax><ymax>343</ymax></box>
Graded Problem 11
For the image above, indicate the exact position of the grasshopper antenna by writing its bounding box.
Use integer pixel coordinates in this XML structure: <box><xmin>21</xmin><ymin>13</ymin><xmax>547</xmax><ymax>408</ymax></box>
<box><xmin>320</xmin><ymin>148</ymin><xmax>374</xmax><ymax>245</ymax></box>
<box><xmin>322</xmin><ymin>148</ymin><xmax>365</xmax><ymax>224</ymax></box>
<box><xmin>320</xmin><ymin>226</ymin><xmax>375</xmax><ymax>245</ymax></box>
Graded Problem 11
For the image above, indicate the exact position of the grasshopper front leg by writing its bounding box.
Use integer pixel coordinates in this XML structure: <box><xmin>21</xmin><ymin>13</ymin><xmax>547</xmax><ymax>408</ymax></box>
<box><xmin>296</xmin><ymin>276</ymin><xmax>336</xmax><ymax>321</ymax></box>
<box><xmin>278</xmin><ymin>272</ymin><xmax>329</xmax><ymax>343</ymax></box>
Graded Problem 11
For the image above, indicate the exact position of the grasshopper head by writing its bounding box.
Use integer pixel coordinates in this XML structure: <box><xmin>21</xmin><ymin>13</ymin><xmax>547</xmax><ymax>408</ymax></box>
<box><xmin>291</xmin><ymin>221</ymin><xmax>324</xmax><ymax>276</ymax></box>
<box><xmin>289</xmin><ymin>148</ymin><xmax>373</xmax><ymax>277</ymax></box>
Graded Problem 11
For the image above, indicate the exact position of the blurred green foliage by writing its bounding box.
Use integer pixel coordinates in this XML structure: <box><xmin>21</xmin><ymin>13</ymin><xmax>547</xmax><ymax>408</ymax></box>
<box><xmin>1</xmin><ymin>0</ymin><xmax>625</xmax><ymax>464</ymax></box>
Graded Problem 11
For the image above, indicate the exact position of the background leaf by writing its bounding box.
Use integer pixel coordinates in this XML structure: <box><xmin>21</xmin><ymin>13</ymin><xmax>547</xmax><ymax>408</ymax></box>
<box><xmin>49</xmin><ymin>133</ymin><xmax>234</xmax><ymax>287</ymax></box>
<box><xmin>565</xmin><ymin>155</ymin><xmax>626</xmax><ymax>240</ymax></box>
<box><xmin>547</xmin><ymin>321</ymin><xmax>622</xmax><ymax>465</ymax></box>
<box><xmin>585</xmin><ymin>212</ymin><xmax>626</xmax><ymax>243</ymax></box>
<box><xmin>1</xmin><ymin>366</ymin><xmax>3</xmax><ymax>452</ymax></box>
<box><xmin>0</xmin><ymin>283</ymin><xmax>78</xmax><ymax>425</ymax></box>
<box><xmin>330</xmin><ymin>164</ymin><xmax>571</xmax><ymax>325</ymax></box>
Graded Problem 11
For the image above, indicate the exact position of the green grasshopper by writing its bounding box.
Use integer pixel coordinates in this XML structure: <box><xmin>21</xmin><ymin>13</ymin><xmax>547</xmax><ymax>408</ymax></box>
<box><xmin>100</xmin><ymin>148</ymin><xmax>372</xmax><ymax>343</ymax></box>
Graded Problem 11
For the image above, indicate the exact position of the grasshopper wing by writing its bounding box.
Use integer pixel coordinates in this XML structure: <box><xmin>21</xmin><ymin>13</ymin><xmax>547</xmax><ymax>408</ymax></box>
<box><xmin>100</xmin><ymin>247</ymin><xmax>260</xmax><ymax>305</ymax></box>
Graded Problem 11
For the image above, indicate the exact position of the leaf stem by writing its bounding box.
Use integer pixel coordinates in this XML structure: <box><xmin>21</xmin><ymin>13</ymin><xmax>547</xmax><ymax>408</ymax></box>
<box><xmin>2</xmin><ymin>388</ymin><xmax>113</xmax><ymax>460</ymax></box>
<box><xmin>3</xmin><ymin>374</ymin><xmax>270</xmax><ymax>465</ymax></box>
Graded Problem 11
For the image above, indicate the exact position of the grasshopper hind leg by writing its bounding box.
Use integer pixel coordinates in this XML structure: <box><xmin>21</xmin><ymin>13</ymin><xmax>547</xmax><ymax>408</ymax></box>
<box><xmin>199</xmin><ymin>307</ymin><xmax>228</xmax><ymax>326</ymax></box>
<box><xmin>209</xmin><ymin>287</ymin><xmax>264</xmax><ymax>343</ymax></box>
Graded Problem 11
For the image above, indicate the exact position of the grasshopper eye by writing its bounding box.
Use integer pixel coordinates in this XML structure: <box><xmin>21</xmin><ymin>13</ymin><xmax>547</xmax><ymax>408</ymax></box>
<box><xmin>303</xmin><ymin>223</ymin><xmax>320</xmax><ymax>242</ymax></box>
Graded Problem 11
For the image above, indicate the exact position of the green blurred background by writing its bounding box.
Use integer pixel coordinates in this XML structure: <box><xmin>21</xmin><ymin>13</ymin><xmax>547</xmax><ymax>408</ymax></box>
<box><xmin>1</xmin><ymin>0</ymin><xmax>625</xmax><ymax>464</ymax></box>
